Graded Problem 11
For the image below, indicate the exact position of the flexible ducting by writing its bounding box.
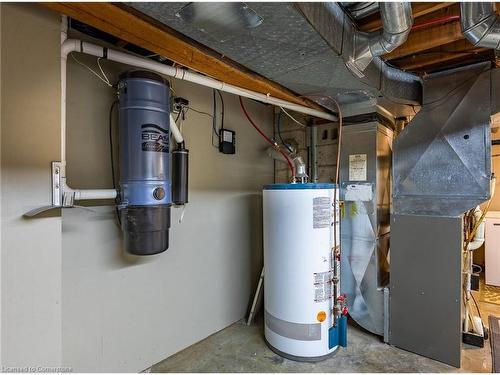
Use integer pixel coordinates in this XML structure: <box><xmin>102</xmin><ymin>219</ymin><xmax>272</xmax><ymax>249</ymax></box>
<box><xmin>346</xmin><ymin>2</ymin><xmax>413</xmax><ymax>76</ymax></box>
<box><xmin>461</xmin><ymin>2</ymin><xmax>500</xmax><ymax>50</ymax></box>
<box><xmin>296</xmin><ymin>2</ymin><xmax>422</xmax><ymax>105</ymax></box>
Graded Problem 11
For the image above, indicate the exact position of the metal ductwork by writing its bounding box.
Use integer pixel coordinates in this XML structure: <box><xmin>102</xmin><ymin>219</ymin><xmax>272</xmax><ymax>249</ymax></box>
<box><xmin>461</xmin><ymin>2</ymin><xmax>500</xmax><ymax>50</ymax></box>
<box><xmin>296</xmin><ymin>2</ymin><xmax>422</xmax><ymax>105</ymax></box>
<box><xmin>346</xmin><ymin>2</ymin><xmax>413</xmax><ymax>77</ymax></box>
<box><xmin>341</xmin><ymin>2</ymin><xmax>379</xmax><ymax>20</ymax></box>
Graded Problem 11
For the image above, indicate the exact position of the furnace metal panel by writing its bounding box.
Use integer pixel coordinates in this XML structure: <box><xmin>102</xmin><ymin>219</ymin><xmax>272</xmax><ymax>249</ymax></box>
<box><xmin>340</xmin><ymin>122</ymin><xmax>392</xmax><ymax>336</ymax></box>
<box><xmin>390</xmin><ymin>215</ymin><xmax>463</xmax><ymax>368</ymax></box>
<box><xmin>393</xmin><ymin>62</ymin><xmax>492</xmax><ymax>217</ymax></box>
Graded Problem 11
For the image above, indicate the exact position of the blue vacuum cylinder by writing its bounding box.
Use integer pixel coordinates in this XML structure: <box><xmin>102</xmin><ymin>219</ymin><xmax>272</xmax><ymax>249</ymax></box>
<box><xmin>118</xmin><ymin>70</ymin><xmax>171</xmax><ymax>255</ymax></box>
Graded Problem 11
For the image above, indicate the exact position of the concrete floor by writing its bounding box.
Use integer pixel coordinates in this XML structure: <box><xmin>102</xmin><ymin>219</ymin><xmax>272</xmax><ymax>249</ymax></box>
<box><xmin>151</xmin><ymin>278</ymin><xmax>498</xmax><ymax>373</ymax></box>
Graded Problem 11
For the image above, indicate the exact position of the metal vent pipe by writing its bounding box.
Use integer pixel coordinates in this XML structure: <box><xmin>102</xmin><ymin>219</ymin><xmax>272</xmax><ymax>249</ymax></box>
<box><xmin>347</xmin><ymin>2</ymin><xmax>413</xmax><ymax>76</ymax></box>
<box><xmin>461</xmin><ymin>2</ymin><xmax>500</xmax><ymax>50</ymax></box>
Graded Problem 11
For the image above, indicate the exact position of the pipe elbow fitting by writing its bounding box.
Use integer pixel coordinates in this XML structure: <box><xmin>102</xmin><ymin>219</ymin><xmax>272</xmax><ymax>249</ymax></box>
<box><xmin>348</xmin><ymin>2</ymin><xmax>413</xmax><ymax>77</ymax></box>
<box><xmin>461</xmin><ymin>2</ymin><xmax>500</xmax><ymax>50</ymax></box>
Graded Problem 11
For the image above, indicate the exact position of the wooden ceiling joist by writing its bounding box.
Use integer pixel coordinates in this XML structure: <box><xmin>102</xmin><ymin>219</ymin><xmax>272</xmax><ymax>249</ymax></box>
<box><xmin>391</xmin><ymin>40</ymin><xmax>488</xmax><ymax>71</ymax></box>
<box><xmin>359</xmin><ymin>2</ymin><xmax>455</xmax><ymax>32</ymax></box>
<box><xmin>384</xmin><ymin>20</ymin><xmax>463</xmax><ymax>61</ymax></box>
<box><xmin>41</xmin><ymin>2</ymin><xmax>325</xmax><ymax>112</ymax></box>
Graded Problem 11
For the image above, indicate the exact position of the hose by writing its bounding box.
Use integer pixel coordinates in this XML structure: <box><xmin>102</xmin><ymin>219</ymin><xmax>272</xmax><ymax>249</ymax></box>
<box><xmin>239</xmin><ymin>97</ymin><xmax>296</xmax><ymax>181</ymax></box>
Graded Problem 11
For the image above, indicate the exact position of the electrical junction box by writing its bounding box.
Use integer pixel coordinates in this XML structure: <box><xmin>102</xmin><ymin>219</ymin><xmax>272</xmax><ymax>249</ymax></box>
<box><xmin>219</xmin><ymin>128</ymin><xmax>235</xmax><ymax>154</ymax></box>
<box><xmin>172</xmin><ymin>97</ymin><xmax>189</xmax><ymax>114</ymax></box>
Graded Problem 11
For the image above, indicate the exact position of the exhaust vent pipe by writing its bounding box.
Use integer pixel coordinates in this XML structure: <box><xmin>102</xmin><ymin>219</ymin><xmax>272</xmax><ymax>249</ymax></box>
<box><xmin>461</xmin><ymin>2</ymin><xmax>500</xmax><ymax>50</ymax></box>
<box><xmin>346</xmin><ymin>2</ymin><xmax>413</xmax><ymax>77</ymax></box>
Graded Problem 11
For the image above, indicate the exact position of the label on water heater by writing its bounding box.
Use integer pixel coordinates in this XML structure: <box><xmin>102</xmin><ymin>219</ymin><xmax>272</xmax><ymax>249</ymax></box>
<box><xmin>313</xmin><ymin>271</ymin><xmax>333</xmax><ymax>303</ymax></box>
<box><xmin>141</xmin><ymin>124</ymin><xmax>169</xmax><ymax>153</ymax></box>
<box><xmin>313</xmin><ymin>197</ymin><xmax>331</xmax><ymax>229</ymax></box>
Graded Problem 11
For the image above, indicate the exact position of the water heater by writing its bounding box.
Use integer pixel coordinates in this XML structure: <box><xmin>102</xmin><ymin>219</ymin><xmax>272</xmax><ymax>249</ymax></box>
<box><xmin>118</xmin><ymin>70</ymin><xmax>172</xmax><ymax>255</ymax></box>
<box><xmin>263</xmin><ymin>183</ymin><xmax>346</xmax><ymax>361</ymax></box>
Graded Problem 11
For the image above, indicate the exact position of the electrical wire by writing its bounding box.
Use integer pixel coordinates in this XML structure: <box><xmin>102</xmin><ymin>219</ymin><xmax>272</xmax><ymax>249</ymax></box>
<box><xmin>186</xmin><ymin>107</ymin><xmax>213</xmax><ymax>118</ymax></box>
<box><xmin>109</xmin><ymin>100</ymin><xmax>121</xmax><ymax>227</ymax></box>
<box><xmin>276</xmin><ymin>111</ymin><xmax>293</xmax><ymax>153</ymax></box>
<box><xmin>239</xmin><ymin>96</ymin><xmax>295</xmax><ymax>180</ymax></box>
<box><xmin>280</xmin><ymin>106</ymin><xmax>306</xmax><ymax>128</ymax></box>
<box><xmin>71</xmin><ymin>53</ymin><xmax>112</xmax><ymax>87</ymax></box>
<box><xmin>109</xmin><ymin>100</ymin><xmax>119</xmax><ymax>190</ymax></box>
<box><xmin>97</xmin><ymin>57</ymin><xmax>111</xmax><ymax>86</ymax></box>
<box><xmin>211</xmin><ymin>89</ymin><xmax>219</xmax><ymax>148</ymax></box>
<box><xmin>217</xmin><ymin>90</ymin><xmax>225</xmax><ymax>130</ymax></box>
<box><xmin>470</xmin><ymin>292</ymin><xmax>483</xmax><ymax>320</ymax></box>
<box><xmin>212</xmin><ymin>89</ymin><xmax>219</xmax><ymax>136</ymax></box>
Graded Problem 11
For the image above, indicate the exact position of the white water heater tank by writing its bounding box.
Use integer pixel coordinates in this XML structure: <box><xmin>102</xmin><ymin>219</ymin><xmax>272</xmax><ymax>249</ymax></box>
<box><xmin>263</xmin><ymin>183</ymin><xmax>340</xmax><ymax>361</ymax></box>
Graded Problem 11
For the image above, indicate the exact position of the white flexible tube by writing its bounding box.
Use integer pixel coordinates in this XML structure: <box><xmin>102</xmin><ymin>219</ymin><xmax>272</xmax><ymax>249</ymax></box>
<box><xmin>169</xmin><ymin>114</ymin><xmax>184</xmax><ymax>144</ymax></box>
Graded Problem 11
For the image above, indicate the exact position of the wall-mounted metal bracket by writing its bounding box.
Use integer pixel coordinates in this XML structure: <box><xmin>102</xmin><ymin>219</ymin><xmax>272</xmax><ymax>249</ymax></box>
<box><xmin>24</xmin><ymin>161</ymin><xmax>116</xmax><ymax>218</ymax></box>
<box><xmin>52</xmin><ymin>161</ymin><xmax>62</xmax><ymax>206</ymax></box>
<box><xmin>23</xmin><ymin>161</ymin><xmax>69</xmax><ymax>217</ymax></box>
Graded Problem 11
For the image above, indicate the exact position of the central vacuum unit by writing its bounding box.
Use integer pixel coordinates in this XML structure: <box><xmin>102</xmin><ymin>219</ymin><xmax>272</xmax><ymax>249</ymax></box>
<box><xmin>117</xmin><ymin>70</ymin><xmax>172</xmax><ymax>256</ymax></box>
<box><xmin>263</xmin><ymin>183</ymin><xmax>347</xmax><ymax>361</ymax></box>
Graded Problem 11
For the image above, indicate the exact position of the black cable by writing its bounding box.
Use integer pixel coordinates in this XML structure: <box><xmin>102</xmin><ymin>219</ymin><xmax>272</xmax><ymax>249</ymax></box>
<box><xmin>211</xmin><ymin>89</ymin><xmax>219</xmax><ymax>148</ymax></box>
<box><xmin>174</xmin><ymin>109</ymin><xmax>182</xmax><ymax>124</ymax></box>
<box><xmin>277</xmin><ymin>111</ymin><xmax>293</xmax><ymax>153</ymax></box>
<box><xmin>109</xmin><ymin>99</ymin><xmax>121</xmax><ymax>227</ymax></box>
<box><xmin>109</xmin><ymin>100</ymin><xmax>119</xmax><ymax>189</ymax></box>
<box><xmin>471</xmin><ymin>292</ymin><xmax>483</xmax><ymax>320</ymax></box>
<box><xmin>187</xmin><ymin>107</ymin><xmax>213</xmax><ymax>118</ymax></box>
<box><xmin>217</xmin><ymin>90</ymin><xmax>225</xmax><ymax>130</ymax></box>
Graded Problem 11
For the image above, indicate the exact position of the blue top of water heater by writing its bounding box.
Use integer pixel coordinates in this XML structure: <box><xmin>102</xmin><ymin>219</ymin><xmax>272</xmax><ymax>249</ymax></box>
<box><xmin>263</xmin><ymin>183</ymin><xmax>337</xmax><ymax>190</ymax></box>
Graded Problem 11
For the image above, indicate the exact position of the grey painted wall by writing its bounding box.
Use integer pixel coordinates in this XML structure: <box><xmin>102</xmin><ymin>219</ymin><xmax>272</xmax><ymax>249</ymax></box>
<box><xmin>1</xmin><ymin>4</ymin><xmax>63</xmax><ymax>367</ymax></box>
<box><xmin>1</xmin><ymin>4</ymin><xmax>273</xmax><ymax>372</ymax></box>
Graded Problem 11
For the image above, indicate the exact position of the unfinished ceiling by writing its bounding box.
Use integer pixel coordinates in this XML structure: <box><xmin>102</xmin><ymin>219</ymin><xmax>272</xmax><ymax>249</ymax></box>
<box><xmin>43</xmin><ymin>2</ymin><xmax>500</xmax><ymax>117</ymax></box>
<box><xmin>357</xmin><ymin>2</ymin><xmax>499</xmax><ymax>74</ymax></box>
<box><xmin>126</xmin><ymin>1</ymin><xmax>499</xmax><ymax>110</ymax></box>
<box><xmin>127</xmin><ymin>2</ymin><xmax>380</xmax><ymax>108</ymax></box>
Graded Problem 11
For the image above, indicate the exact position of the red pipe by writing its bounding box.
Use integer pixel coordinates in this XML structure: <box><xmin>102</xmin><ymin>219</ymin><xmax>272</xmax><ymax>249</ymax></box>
<box><xmin>412</xmin><ymin>15</ymin><xmax>460</xmax><ymax>31</ymax></box>
<box><xmin>238</xmin><ymin>97</ymin><xmax>296</xmax><ymax>180</ymax></box>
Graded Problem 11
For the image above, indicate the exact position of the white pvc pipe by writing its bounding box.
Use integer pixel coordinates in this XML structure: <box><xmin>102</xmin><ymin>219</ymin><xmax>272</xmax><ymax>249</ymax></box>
<box><xmin>63</xmin><ymin>39</ymin><xmax>337</xmax><ymax>122</ymax></box>
<box><xmin>74</xmin><ymin>189</ymin><xmax>118</xmax><ymax>200</ymax></box>
<box><xmin>169</xmin><ymin>114</ymin><xmax>184</xmax><ymax>144</ymax></box>
<box><xmin>59</xmin><ymin>36</ymin><xmax>336</xmax><ymax>202</ymax></box>
<box><xmin>60</xmin><ymin>20</ymin><xmax>116</xmax><ymax>202</ymax></box>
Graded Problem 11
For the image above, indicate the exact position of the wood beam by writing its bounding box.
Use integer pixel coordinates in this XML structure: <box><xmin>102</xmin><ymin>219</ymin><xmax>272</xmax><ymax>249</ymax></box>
<box><xmin>390</xmin><ymin>40</ymin><xmax>487</xmax><ymax>70</ymax></box>
<box><xmin>359</xmin><ymin>2</ymin><xmax>455</xmax><ymax>32</ymax></box>
<box><xmin>384</xmin><ymin>20</ymin><xmax>463</xmax><ymax>60</ymax></box>
<box><xmin>398</xmin><ymin>50</ymin><xmax>490</xmax><ymax>72</ymax></box>
<box><xmin>40</xmin><ymin>2</ymin><xmax>325</xmax><ymax>111</ymax></box>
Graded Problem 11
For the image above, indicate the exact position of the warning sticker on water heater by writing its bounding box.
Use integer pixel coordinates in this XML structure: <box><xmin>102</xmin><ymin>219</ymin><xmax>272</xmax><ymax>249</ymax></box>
<box><xmin>313</xmin><ymin>197</ymin><xmax>331</xmax><ymax>229</ymax></box>
<box><xmin>313</xmin><ymin>271</ymin><xmax>333</xmax><ymax>303</ymax></box>
<box><xmin>349</xmin><ymin>154</ymin><xmax>367</xmax><ymax>181</ymax></box>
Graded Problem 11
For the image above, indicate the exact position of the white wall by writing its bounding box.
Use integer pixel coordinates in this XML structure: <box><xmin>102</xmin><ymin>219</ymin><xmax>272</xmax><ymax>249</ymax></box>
<box><xmin>2</xmin><ymin>4</ymin><xmax>273</xmax><ymax>372</ymax></box>
<box><xmin>1</xmin><ymin>4</ymin><xmax>63</xmax><ymax>367</ymax></box>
